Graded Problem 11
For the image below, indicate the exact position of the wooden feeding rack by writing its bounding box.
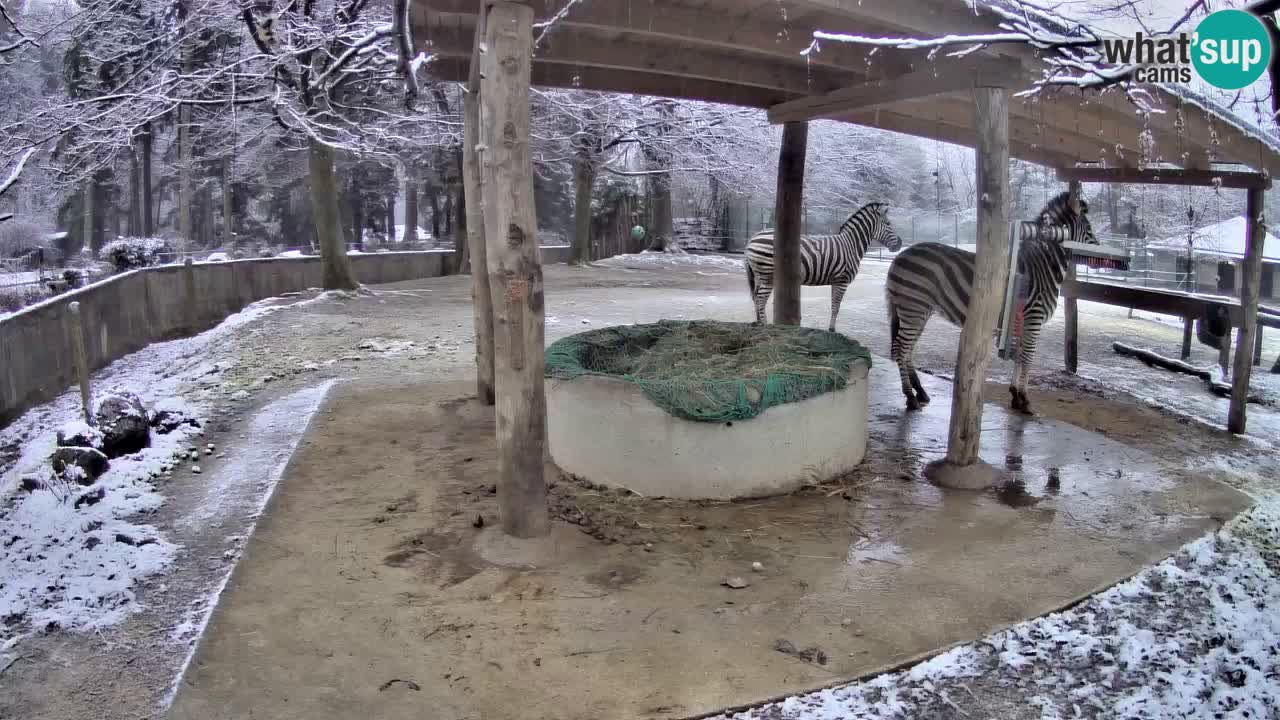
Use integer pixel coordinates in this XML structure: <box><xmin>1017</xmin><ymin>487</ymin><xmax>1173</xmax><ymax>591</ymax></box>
<box><xmin>1065</xmin><ymin>241</ymin><xmax>1130</xmax><ymax>271</ymax></box>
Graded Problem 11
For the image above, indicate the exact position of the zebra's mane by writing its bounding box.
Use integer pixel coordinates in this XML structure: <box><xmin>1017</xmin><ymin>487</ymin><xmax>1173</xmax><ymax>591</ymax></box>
<box><xmin>839</xmin><ymin>202</ymin><xmax>887</xmax><ymax>232</ymax></box>
<box><xmin>1038</xmin><ymin>191</ymin><xmax>1086</xmax><ymax>225</ymax></box>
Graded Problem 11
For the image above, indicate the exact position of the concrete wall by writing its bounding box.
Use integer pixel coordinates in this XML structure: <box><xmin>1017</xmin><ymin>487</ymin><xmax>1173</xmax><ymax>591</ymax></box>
<box><xmin>1</xmin><ymin>246</ymin><xmax>576</xmax><ymax>427</ymax></box>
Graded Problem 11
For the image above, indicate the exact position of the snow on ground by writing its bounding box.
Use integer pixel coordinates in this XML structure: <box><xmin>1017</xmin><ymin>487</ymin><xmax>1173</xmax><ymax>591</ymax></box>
<box><xmin>0</xmin><ymin>295</ymin><xmax>306</xmax><ymax>651</ymax></box>
<box><xmin>597</xmin><ymin>250</ymin><xmax>745</xmax><ymax>271</ymax></box>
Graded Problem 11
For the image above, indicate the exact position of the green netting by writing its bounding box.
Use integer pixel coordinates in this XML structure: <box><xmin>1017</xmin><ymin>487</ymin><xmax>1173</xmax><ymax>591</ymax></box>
<box><xmin>545</xmin><ymin>320</ymin><xmax>871</xmax><ymax>423</ymax></box>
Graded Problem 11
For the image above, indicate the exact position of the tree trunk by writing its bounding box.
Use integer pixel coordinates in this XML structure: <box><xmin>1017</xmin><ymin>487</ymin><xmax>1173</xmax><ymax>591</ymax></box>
<box><xmin>129</xmin><ymin>149</ymin><xmax>141</xmax><ymax>237</ymax></box>
<box><xmin>308</xmin><ymin>138</ymin><xmax>358</xmax><ymax>290</ymax></box>
<box><xmin>384</xmin><ymin>194</ymin><xmax>394</xmax><ymax>245</ymax></box>
<box><xmin>427</xmin><ymin>188</ymin><xmax>440</xmax><ymax>239</ymax></box>
<box><xmin>772</xmin><ymin>121</ymin><xmax>807</xmax><ymax>326</ymax></box>
<box><xmin>480</xmin><ymin>0</ymin><xmax>548</xmax><ymax>538</ymax></box>
<box><xmin>571</xmin><ymin>146</ymin><xmax>595</xmax><ymax>264</ymax></box>
<box><xmin>443</xmin><ymin>190</ymin><xmax>454</xmax><ymax>239</ymax></box>
<box><xmin>350</xmin><ymin>185</ymin><xmax>364</xmax><ymax>251</ymax></box>
<box><xmin>1063</xmin><ymin>179</ymin><xmax>1081</xmax><ymax>374</ymax></box>
<box><xmin>140</xmin><ymin>122</ymin><xmax>153</xmax><ymax>238</ymax></box>
<box><xmin>464</xmin><ymin>85</ymin><xmax>491</xmax><ymax>399</ymax></box>
<box><xmin>943</xmin><ymin>86</ymin><xmax>1010</xmax><ymax>467</ymax></box>
<box><xmin>402</xmin><ymin>176</ymin><xmax>418</xmax><ymax>244</ymax></box>
<box><xmin>82</xmin><ymin>178</ymin><xmax>95</xmax><ymax>257</ymax></box>
<box><xmin>648</xmin><ymin>169</ymin><xmax>672</xmax><ymax>250</ymax></box>
<box><xmin>177</xmin><ymin>107</ymin><xmax>193</xmax><ymax>251</ymax></box>
<box><xmin>222</xmin><ymin>157</ymin><xmax>235</xmax><ymax>247</ymax></box>
<box><xmin>455</xmin><ymin>183</ymin><xmax>470</xmax><ymax>272</ymax></box>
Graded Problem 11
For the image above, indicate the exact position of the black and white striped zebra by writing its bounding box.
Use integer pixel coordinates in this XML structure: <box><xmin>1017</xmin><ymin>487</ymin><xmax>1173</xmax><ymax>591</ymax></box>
<box><xmin>885</xmin><ymin>191</ymin><xmax>1096</xmax><ymax>414</ymax></box>
<box><xmin>745</xmin><ymin>202</ymin><xmax>903</xmax><ymax>332</ymax></box>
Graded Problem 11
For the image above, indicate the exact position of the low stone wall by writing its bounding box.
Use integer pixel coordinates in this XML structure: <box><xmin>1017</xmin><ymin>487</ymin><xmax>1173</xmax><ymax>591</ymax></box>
<box><xmin>0</xmin><ymin>247</ymin><xmax>574</xmax><ymax>427</ymax></box>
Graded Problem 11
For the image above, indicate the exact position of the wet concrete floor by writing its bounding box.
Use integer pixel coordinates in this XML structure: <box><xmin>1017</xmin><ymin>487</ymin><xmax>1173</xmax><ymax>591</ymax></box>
<box><xmin>168</xmin><ymin>368</ymin><xmax>1250</xmax><ymax>720</ymax></box>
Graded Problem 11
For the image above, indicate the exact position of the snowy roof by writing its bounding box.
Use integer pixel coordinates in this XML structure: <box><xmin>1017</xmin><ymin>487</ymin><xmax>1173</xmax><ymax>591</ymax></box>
<box><xmin>417</xmin><ymin>0</ymin><xmax>1280</xmax><ymax>174</ymax></box>
<box><xmin>1150</xmin><ymin>216</ymin><xmax>1280</xmax><ymax>262</ymax></box>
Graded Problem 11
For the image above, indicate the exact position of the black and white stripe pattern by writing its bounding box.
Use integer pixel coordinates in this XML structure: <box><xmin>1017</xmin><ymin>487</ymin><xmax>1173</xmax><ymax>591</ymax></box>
<box><xmin>885</xmin><ymin>191</ymin><xmax>1096</xmax><ymax>413</ymax></box>
<box><xmin>745</xmin><ymin>202</ymin><xmax>903</xmax><ymax>332</ymax></box>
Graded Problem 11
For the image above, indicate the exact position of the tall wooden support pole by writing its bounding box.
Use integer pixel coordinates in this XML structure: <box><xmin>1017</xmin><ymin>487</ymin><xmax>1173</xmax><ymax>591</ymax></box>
<box><xmin>480</xmin><ymin>1</ymin><xmax>549</xmax><ymax>538</ymax></box>
<box><xmin>1255</xmin><ymin>326</ymin><xmax>1264</xmax><ymax>366</ymax></box>
<box><xmin>944</xmin><ymin>87</ymin><xmax>1009</xmax><ymax>468</ymax></box>
<box><xmin>1228</xmin><ymin>188</ymin><xmax>1265</xmax><ymax>434</ymax></box>
<box><xmin>772</xmin><ymin>121</ymin><xmax>808</xmax><ymax>326</ymax></box>
<box><xmin>463</xmin><ymin>8</ymin><xmax>494</xmax><ymax>405</ymax></box>
<box><xmin>1181</xmin><ymin>317</ymin><xmax>1194</xmax><ymax>360</ymax></box>
<box><xmin>1062</xmin><ymin>180</ymin><xmax>1082</xmax><ymax>374</ymax></box>
<box><xmin>67</xmin><ymin>302</ymin><xmax>93</xmax><ymax>424</ymax></box>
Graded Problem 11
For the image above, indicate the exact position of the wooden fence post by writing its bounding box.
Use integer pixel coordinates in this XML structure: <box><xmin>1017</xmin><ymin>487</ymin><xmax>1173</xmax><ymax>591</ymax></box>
<box><xmin>67</xmin><ymin>301</ymin><xmax>93</xmax><ymax>424</ymax></box>
<box><xmin>1228</xmin><ymin>188</ymin><xmax>1265</xmax><ymax>434</ymax></box>
<box><xmin>1063</xmin><ymin>180</ymin><xmax>1081</xmax><ymax>374</ymax></box>
<box><xmin>931</xmin><ymin>86</ymin><xmax>1009</xmax><ymax>484</ymax></box>
<box><xmin>1181</xmin><ymin>317</ymin><xmax>1193</xmax><ymax>360</ymax></box>
<box><xmin>480</xmin><ymin>0</ymin><xmax>549</xmax><ymax>538</ymax></box>
<box><xmin>772</xmin><ymin>121</ymin><xmax>807</xmax><ymax>326</ymax></box>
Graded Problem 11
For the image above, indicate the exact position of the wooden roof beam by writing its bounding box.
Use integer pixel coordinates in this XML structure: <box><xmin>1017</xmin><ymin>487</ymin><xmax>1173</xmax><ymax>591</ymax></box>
<box><xmin>415</xmin><ymin>0</ymin><xmax>918</xmax><ymax>77</ymax></box>
<box><xmin>422</xmin><ymin>13</ymin><xmax>856</xmax><ymax>97</ymax></box>
<box><xmin>1056</xmin><ymin>166</ymin><xmax>1272</xmax><ymax>190</ymax></box>
<box><xmin>767</xmin><ymin>58</ymin><xmax>1019</xmax><ymax>124</ymax></box>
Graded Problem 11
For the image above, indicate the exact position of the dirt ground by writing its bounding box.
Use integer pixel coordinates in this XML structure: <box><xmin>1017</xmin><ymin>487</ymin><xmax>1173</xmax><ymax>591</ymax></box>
<box><xmin>167</xmin><ymin>365</ymin><xmax>1247</xmax><ymax>720</ymax></box>
<box><xmin>3</xmin><ymin>253</ymin><xmax>1276</xmax><ymax>720</ymax></box>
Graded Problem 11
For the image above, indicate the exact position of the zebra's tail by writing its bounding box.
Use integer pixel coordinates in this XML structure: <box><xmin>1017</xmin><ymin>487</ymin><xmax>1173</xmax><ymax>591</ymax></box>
<box><xmin>746</xmin><ymin>261</ymin><xmax>756</xmax><ymax>300</ymax></box>
<box><xmin>886</xmin><ymin>291</ymin><xmax>900</xmax><ymax>363</ymax></box>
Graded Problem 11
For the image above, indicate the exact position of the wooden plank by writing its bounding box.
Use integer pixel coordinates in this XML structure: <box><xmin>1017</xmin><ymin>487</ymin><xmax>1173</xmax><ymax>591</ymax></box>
<box><xmin>463</xmin><ymin>8</ymin><xmax>493</xmax><ymax>405</ymax></box>
<box><xmin>772</xmin><ymin>121</ymin><xmax>807</xmax><ymax>326</ymax></box>
<box><xmin>1056</xmin><ymin>166</ymin><xmax>1272</xmax><ymax>190</ymax></box>
<box><xmin>767</xmin><ymin>58</ymin><xmax>1014</xmax><ymax>124</ymax></box>
<box><xmin>480</xmin><ymin>0</ymin><xmax>549</xmax><ymax>538</ymax></box>
<box><xmin>66</xmin><ymin>302</ymin><xmax>93</xmax><ymax>424</ymax></box>
<box><xmin>1229</xmin><ymin>188</ymin><xmax>1266</xmax><ymax>434</ymax></box>
<box><xmin>1063</xmin><ymin>182</ymin><xmax>1081</xmax><ymax>374</ymax></box>
<box><xmin>945</xmin><ymin>86</ymin><xmax>1009</xmax><ymax>466</ymax></box>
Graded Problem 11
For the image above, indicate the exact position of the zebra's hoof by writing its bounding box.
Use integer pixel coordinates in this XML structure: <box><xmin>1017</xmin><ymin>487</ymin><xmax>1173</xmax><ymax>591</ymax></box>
<box><xmin>905</xmin><ymin>397</ymin><xmax>921</xmax><ymax>412</ymax></box>
<box><xmin>916</xmin><ymin>391</ymin><xmax>930</xmax><ymax>405</ymax></box>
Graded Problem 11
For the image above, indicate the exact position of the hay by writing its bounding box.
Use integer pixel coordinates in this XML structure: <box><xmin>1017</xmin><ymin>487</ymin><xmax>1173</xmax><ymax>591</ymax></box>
<box><xmin>545</xmin><ymin>320</ymin><xmax>871</xmax><ymax>423</ymax></box>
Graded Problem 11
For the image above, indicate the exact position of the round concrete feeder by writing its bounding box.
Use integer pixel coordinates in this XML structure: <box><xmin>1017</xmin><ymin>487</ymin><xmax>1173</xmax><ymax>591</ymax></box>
<box><xmin>547</xmin><ymin>360</ymin><xmax>870</xmax><ymax>500</ymax></box>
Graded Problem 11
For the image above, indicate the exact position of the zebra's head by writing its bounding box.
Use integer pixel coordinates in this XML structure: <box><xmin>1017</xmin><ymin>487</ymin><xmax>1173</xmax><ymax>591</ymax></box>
<box><xmin>1038</xmin><ymin>191</ymin><xmax>1097</xmax><ymax>245</ymax></box>
<box><xmin>864</xmin><ymin>202</ymin><xmax>903</xmax><ymax>252</ymax></box>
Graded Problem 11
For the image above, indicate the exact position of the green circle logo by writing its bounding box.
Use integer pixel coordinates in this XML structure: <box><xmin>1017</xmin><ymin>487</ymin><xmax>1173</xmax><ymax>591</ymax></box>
<box><xmin>1192</xmin><ymin>10</ymin><xmax>1272</xmax><ymax>90</ymax></box>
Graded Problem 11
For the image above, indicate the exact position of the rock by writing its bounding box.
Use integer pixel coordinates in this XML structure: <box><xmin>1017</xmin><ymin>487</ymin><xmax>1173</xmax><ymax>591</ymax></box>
<box><xmin>94</xmin><ymin>392</ymin><xmax>150</xmax><ymax>457</ymax></box>
<box><xmin>840</xmin><ymin>618</ymin><xmax>852</xmax><ymax>627</ymax></box>
<box><xmin>74</xmin><ymin>486</ymin><xmax>106</xmax><ymax>509</ymax></box>
<box><xmin>150</xmin><ymin>400</ymin><xmax>200</xmax><ymax>434</ymax></box>
<box><xmin>204</xmin><ymin>448</ymin><xmax>213</xmax><ymax>455</ymax></box>
<box><xmin>82</xmin><ymin>536</ymin><xmax>102</xmax><ymax>550</ymax></box>
<box><xmin>751</xmin><ymin>561</ymin><xmax>764</xmax><ymax>572</ymax></box>
<box><xmin>19</xmin><ymin>474</ymin><xmax>45</xmax><ymax>493</ymax></box>
<box><xmin>56</xmin><ymin>421</ymin><xmax>103</xmax><ymax>450</ymax></box>
<box><xmin>192</xmin><ymin>465</ymin><xmax>202</xmax><ymax>474</ymax></box>
<box><xmin>722</xmin><ymin>577</ymin><xmax>750</xmax><ymax>589</ymax></box>
<box><xmin>51</xmin><ymin>447</ymin><xmax>110</xmax><ymax>484</ymax></box>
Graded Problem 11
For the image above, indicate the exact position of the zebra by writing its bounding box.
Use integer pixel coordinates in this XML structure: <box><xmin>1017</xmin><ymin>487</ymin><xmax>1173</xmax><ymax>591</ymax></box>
<box><xmin>885</xmin><ymin>191</ymin><xmax>1096</xmax><ymax>414</ymax></box>
<box><xmin>745</xmin><ymin>202</ymin><xmax>903</xmax><ymax>332</ymax></box>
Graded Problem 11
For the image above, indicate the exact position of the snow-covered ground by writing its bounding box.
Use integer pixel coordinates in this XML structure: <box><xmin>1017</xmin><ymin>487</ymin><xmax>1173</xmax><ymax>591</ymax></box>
<box><xmin>0</xmin><ymin>296</ymin><xmax>302</xmax><ymax>650</ymax></box>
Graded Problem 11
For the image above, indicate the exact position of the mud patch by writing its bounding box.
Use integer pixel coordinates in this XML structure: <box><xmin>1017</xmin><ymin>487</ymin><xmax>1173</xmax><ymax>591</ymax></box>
<box><xmin>383</xmin><ymin>529</ymin><xmax>482</xmax><ymax>586</ymax></box>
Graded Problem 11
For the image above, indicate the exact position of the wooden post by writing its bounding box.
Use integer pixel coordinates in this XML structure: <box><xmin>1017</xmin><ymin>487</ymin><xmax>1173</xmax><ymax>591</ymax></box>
<box><xmin>1228</xmin><ymin>188</ymin><xmax>1265</xmax><ymax>434</ymax></box>
<box><xmin>944</xmin><ymin>87</ymin><xmax>1009</xmax><ymax>467</ymax></box>
<box><xmin>1255</xmin><ymin>325</ymin><xmax>1264</xmax><ymax>366</ymax></box>
<box><xmin>480</xmin><ymin>0</ymin><xmax>549</xmax><ymax>538</ymax></box>
<box><xmin>67</xmin><ymin>302</ymin><xmax>93</xmax><ymax>424</ymax></box>
<box><xmin>463</xmin><ymin>8</ymin><xmax>494</xmax><ymax>405</ymax></box>
<box><xmin>1063</xmin><ymin>180</ymin><xmax>1081</xmax><ymax>374</ymax></box>
<box><xmin>1181</xmin><ymin>316</ymin><xmax>1194</xmax><ymax>360</ymax></box>
<box><xmin>772</xmin><ymin>121</ymin><xmax>807</xmax><ymax>326</ymax></box>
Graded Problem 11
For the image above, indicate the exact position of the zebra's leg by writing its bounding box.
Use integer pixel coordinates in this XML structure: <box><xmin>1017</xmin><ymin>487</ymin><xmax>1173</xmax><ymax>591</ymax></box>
<box><xmin>891</xmin><ymin>310</ymin><xmax>924</xmax><ymax>411</ymax></box>
<box><xmin>752</xmin><ymin>271</ymin><xmax>772</xmax><ymax>325</ymax></box>
<box><xmin>829</xmin><ymin>281</ymin><xmax>849</xmax><ymax>332</ymax></box>
<box><xmin>1011</xmin><ymin>325</ymin><xmax>1037</xmax><ymax>414</ymax></box>
<box><xmin>909</xmin><ymin>370</ymin><xmax>929</xmax><ymax>405</ymax></box>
